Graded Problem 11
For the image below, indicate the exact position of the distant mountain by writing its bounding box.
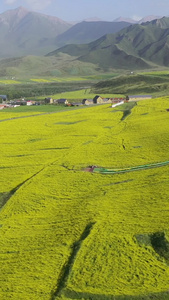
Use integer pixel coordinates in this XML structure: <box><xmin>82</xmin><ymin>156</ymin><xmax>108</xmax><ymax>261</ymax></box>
<box><xmin>54</xmin><ymin>20</ymin><xmax>132</xmax><ymax>47</ymax></box>
<box><xmin>47</xmin><ymin>17</ymin><xmax>169</xmax><ymax>70</ymax></box>
<box><xmin>114</xmin><ymin>15</ymin><xmax>164</xmax><ymax>24</ymax></box>
<box><xmin>139</xmin><ymin>15</ymin><xmax>163</xmax><ymax>23</ymax></box>
<box><xmin>0</xmin><ymin>6</ymin><xmax>169</xmax><ymax>68</ymax></box>
<box><xmin>83</xmin><ymin>17</ymin><xmax>103</xmax><ymax>22</ymax></box>
<box><xmin>113</xmin><ymin>17</ymin><xmax>137</xmax><ymax>24</ymax></box>
<box><xmin>0</xmin><ymin>6</ymin><xmax>71</xmax><ymax>58</ymax></box>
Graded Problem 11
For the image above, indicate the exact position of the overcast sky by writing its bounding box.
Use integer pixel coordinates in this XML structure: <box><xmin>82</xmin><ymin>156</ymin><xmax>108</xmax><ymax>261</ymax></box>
<box><xmin>0</xmin><ymin>0</ymin><xmax>168</xmax><ymax>21</ymax></box>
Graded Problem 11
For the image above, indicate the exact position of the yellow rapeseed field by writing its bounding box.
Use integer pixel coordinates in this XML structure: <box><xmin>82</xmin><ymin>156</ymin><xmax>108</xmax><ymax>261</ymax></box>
<box><xmin>0</xmin><ymin>80</ymin><xmax>21</xmax><ymax>84</ymax></box>
<box><xmin>0</xmin><ymin>98</ymin><xmax>169</xmax><ymax>299</ymax></box>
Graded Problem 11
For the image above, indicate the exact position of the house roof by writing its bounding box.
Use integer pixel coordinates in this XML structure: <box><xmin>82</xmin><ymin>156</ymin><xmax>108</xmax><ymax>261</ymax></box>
<box><xmin>82</xmin><ymin>99</ymin><xmax>93</xmax><ymax>102</ymax></box>
<box><xmin>93</xmin><ymin>95</ymin><xmax>101</xmax><ymax>101</ymax></box>
<box><xmin>57</xmin><ymin>98</ymin><xmax>67</xmax><ymax>102</ymax></box>
<box><xmin>86</xmin><ymin>99</ymin><xmax>93</xmax><ymax>103</ymax></box>
<box><xmin>72</xmin><ymin>102</ymin><xmax>81</xmax><ymax>106</ymax></box>
<box><xmin>0</xmin><ymin>95</ymin><xmax>7</xmax><ymax>100</ymax></box>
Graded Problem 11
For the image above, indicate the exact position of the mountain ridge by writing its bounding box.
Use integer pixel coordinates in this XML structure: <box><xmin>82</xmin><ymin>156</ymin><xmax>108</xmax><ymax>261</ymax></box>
<box><xmin>0</xmin><ymin>7</ymin><xmax>167</xmax><ymax>59</ymax></box>
<box><xmin>0</xmin><ymin>6</ymin><xmax>71</xmax><ymax>58</ymax></box>
<box><xmin>47</xmin><ymin>17</ymin><xmax>169</xmax><ymax>70</ymax></box>
<box><xmin>54</xmin><ymin>20</ymin><xmax>132</xmax><ymax>47</ymax></box>
<box><xmin>0</xmin><ymin>7</ymin><xmax>169</xmax><ymax>72</ymax></box>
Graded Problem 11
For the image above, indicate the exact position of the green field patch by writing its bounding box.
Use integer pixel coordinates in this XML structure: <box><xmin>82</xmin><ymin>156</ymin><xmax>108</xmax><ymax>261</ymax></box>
<box><xmin>92</xmin><ymin>73</ymin><xmax>169</xmax><ymax>96</ymax></box>
<box><xmin>93</xmin><ymin>160</ymin><xmax>169</xmax><ymax>174</ymax></box>
<box><xmin>140</xmin><ymin>71</ymin><xmax>169</xmax><ymax>76</ymax></box>
<box><xmin>0</xmin><ymin>105</ymin><xmax>74</xmax><ymax>114</ymax></box>
<box><xmin>30</xmin><ymin>77</ymin><xmax>89</xmax><ymax>83</ymax></box>
<box><xmin>52</xmin><ymin>89</ymin><xmax>124</xmax><ymax>101</ymax></box>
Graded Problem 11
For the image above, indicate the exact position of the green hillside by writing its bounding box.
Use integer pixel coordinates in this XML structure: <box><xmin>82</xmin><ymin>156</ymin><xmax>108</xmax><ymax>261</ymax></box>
<box><xmin>0</xmin><ymin>54</ymin><xmax>101</xmax><ymax>78</ymax></box>
<box><xmin>1</xmin><ymin>55</ymin><xmax>169</xmax><ymax>98</ymax></box>
<box><xmin>91</xmin><ymin>73</ymin><xmax>169</xmax><ymax>95</ymax></box>
<box><xmin>0</xmin><ymin>55</ymin><xmax>119</xmax><ymax>99</ymax></box>
<box><xmin>2</xmin><ymin>15</ymin><xmax>169</xmax><ymax>75</ymax></box>
<box><xmin>0</xmin><ymin>98</ymin><xmax>169</xmax><ymax>299</ymax></box>
<box><xmin>48</xmin><ymin>17</ymin><xmax>169</xmax><ymax>70</ymax></box>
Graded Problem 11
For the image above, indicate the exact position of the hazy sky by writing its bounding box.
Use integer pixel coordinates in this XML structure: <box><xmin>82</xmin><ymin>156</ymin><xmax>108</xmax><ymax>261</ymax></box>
<box><xmin>0</xmin><ymin>0</ymin><xmax>168</xmax><ymax>21</ymax></box>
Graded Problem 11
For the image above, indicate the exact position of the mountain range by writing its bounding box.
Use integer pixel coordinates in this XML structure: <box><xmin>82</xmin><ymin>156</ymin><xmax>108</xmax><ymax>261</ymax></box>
<box><xmin>54</xmin><ymin>21</ymin><xmax>132</xmax><ymax>47</ymax></box>
<box><xmin>0</xmin><ymin>7</ymin><xmax>165</xmax><ymax>59</ymax></box>
<box><xmin>114</xmin><ymin>15</ymin><xmax>163</xmax><ymax>24</ymax></box>
<box><xmin>47</xmin><ymin>17</ymin><xmax>169</xmax><ymax>70</ymax></box>
<box><xmin>0</xmin><ymin>7</ymin><xmax>169</xmax><ymax>72</ymax></box>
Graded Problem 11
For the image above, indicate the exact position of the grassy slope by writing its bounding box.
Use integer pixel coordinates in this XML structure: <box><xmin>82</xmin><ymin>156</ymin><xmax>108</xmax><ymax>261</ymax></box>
<box><xmin>91</xmin><ymin>73</ymin><xmax>169</xmax><ymax>96</ymax></box>
<box><xmin>0</xmin><ymin>54</ymin><xmax>101</xmax><ymax>78</ymax></box>
<box><xmin>0</xmin><ymin>98</ymin><xmax>169</xmax><ymax>299</ymax></box>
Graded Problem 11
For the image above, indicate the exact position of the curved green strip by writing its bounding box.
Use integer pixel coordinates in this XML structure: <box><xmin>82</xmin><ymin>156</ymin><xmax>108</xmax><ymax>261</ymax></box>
<box><xmin>93</xmin><ymin>160</ymin><xmax>169</xmax><ymax>174</ymax></box>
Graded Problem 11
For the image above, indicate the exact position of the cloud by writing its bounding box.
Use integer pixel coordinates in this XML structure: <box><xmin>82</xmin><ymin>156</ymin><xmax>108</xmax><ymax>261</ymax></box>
<box><xmin>5</xmin><ymin>0</ymin><xmax>53</xmax><ymax>11</ymax></box>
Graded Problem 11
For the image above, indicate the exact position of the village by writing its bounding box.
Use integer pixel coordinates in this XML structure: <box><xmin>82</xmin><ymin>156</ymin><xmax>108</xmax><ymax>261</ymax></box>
<box><xmin>0</xmin><ymin>94</ymin><xmax>152</xmax><ymax>110</ymax></box>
